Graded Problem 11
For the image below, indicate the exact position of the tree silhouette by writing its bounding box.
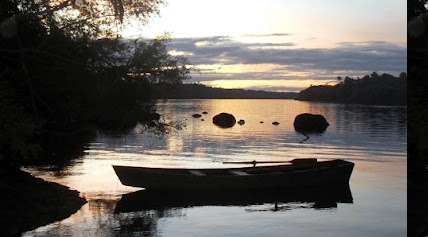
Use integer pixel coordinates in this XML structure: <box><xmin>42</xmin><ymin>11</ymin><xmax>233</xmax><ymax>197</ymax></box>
<box><xmin>297</xmin><ymin>73</ymin><xmax>406</xmax><ymax>105</ymax></box>
<box><xmin>0</xmin><ymin>0</ymin><xmax>190</xmax><ymax>166</ymax></box>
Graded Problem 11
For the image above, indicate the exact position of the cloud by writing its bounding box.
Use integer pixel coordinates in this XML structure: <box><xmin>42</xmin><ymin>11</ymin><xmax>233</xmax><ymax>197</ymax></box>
<box><xmin>167</xmin><ymin>36</ymin><xmax>407</xmax><ymax>75</ymax></box>
<box><xmin>169</xmin><ymin>36</ymin><xmax>295</xmax><ymax>51</ymax></box>
<box><xmin>163</xmin><ymin>35</ymin><xmax>407</xmax><ymax>91</ymax></box>
<box><xmin>242</xmin><ymin>33</ymin><xmax>291</xmax><ymax>37</ymax></box>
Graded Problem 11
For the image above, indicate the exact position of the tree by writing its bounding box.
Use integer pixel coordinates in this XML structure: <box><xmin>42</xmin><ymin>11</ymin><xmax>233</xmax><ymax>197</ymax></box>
<box><xmin>399</xmin><ymin>72</ymin><xmax>407</xmax><ymax>80</ymax></box>
<box><xmin>126</xmin><ymin>37</ymin><xmax>190</xmax><ymax>84</ymax></box>
<box><xmin>0</xmin><ymin>0</ymin><xmax>190</xmax><ymax>166</ymax></box>
<box><xmin>408</xmin><ymin>0</ymin><xmax>427</xmax><ymax>20</ymax></box>
<box><xmin>16</xmin><ymin>0</ymin><xmax>165</xmax><ymax>37</ymax></box>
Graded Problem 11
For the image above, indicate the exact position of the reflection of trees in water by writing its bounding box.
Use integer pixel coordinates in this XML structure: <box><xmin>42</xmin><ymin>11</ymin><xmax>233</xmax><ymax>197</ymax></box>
<box><xmin>80</xmin><ymin>198</ymin><xmax>184</xmax><ymax>237</ymax></box>
<box><xmin>115</xmin><ymin>186</ymin><xmax>353</xmax><ymax>213</ymax></box>
<box><xmin>115</xmin><ymin>212</ymin><xmax>159</xmax><ymax>237</ymax></box>
<box><xmin>334</xmin><ymin>105</ymin><xmax>406</xmax><ymax>138</ymax></box>
<box><xmin>84</xmin><ymin>199</ymin><xmax>174</xmax><ymax>237</ymax></box>
<box><xmin>304</xmin><ymin>102</ymin><xmax>406</xmax><ymax>134</ymax></box>
<box><xmin>295</xmin><ymin>102</ymin><xmax>406</xmax><ymax>146</ymax></box>
<box><xmin>25</xmin><ymin>198</ymin><xmax>182</xmax><ymax>237</ymax></box>
<box><xmin>110</xmin><ymin>186</ymin><xmax>352</xmax><ymax>236</ymax></box>
<box><xmin>28</xmin><ymin>128</ymin><xmax>96</xmax><ymax>171</ymax></box>
<box><xmin>27</xmin><ymin>186</ymin><xmax>352</xmax><ymax>237</ymax></box>
<box><xmin>114</xmin><ymin>209</ymin><xmax>183</xmax><ymax>237</ymax></box>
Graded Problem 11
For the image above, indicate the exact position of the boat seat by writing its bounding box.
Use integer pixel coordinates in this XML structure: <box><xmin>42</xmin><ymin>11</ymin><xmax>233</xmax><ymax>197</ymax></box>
<box><xmin>189</xmin><ymin>170</ymin><xmax>206</xmax><ymax>176</ymax></box>
<box><xmin>230</xmin><ymin>171</ymin><xmax>250</xmax><ymax>176</ymax></box>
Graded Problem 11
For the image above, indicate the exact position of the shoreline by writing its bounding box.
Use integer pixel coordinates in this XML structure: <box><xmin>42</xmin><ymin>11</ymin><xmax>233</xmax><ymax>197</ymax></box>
<box><xmin>0</xmin><ymin>169</ymin><xmax>86</xmax><ymax>236</ymax></box>
<box><xmin>294</xmin><ymin>98</ymin><xmax>407</xmax><ymax>107</ymax></box>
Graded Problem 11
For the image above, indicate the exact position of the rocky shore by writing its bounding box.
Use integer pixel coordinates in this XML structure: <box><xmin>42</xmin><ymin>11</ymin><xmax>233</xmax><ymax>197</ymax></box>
<box><xmin>0</xmin><ymin>169</ymin><xmax>86</xmax><ymax>236</ymax></box>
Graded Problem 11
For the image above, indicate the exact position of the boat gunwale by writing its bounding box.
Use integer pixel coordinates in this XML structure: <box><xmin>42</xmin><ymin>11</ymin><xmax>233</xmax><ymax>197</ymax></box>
<box><xmin>112</xmin><ymin>159</ymin><xmax>353</xmax><ymax>177</ymax></box>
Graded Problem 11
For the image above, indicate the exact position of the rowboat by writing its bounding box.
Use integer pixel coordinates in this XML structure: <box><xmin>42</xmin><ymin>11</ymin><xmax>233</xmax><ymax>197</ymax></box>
<box><xmin>112</xmin><ymin>159</ymin><xmax>354</xmax><ymax>190</ymax></box>
<box><xmin>114</xmin><ymin>185</ymin><xmax>353</xmax><ymax>213</ymax></box>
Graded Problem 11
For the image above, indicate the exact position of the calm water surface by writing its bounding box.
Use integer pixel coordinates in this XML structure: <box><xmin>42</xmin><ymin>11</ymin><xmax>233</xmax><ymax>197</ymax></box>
<box><xmin>24</xmin><ymin>99</ymin><xmax>407</xmax><ymax>237</ymax></box>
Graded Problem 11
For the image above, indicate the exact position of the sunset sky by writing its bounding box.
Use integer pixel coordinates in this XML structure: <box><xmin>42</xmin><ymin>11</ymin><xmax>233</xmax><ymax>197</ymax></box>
<box><xmin>122</xmin><ymin>0</ymin><xmax>407</xmax><ymax>92</ymax></box>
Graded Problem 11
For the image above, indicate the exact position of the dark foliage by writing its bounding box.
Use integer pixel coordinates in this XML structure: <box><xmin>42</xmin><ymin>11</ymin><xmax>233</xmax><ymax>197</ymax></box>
<box><xmin>296</xmin><ymin>72</ymin><xmax>406</xmax><ymax>106</ymax></box>
<box><xmin>0</xmin><ymin>0</ymin><xmax>189</xmax><ymax>167</ymax></box>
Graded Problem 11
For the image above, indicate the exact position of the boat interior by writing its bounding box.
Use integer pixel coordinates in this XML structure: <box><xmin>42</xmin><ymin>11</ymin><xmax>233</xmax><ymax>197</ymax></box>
<box><xmin>128</xmin><ymin>159</ymin><xmax>349</xmax><ymax>176</ymax></box>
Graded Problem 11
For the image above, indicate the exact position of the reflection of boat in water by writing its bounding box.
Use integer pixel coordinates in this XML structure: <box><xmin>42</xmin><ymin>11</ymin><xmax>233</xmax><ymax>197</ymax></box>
<box><xmin>114</xmin><ymin>185</ymin><xmax>353</xmax><ymax>213</ymax></box>
<box><xmin>113</xmin><ymin>159</ymin><xmax>354</xmax><ymax>190</ymax></box>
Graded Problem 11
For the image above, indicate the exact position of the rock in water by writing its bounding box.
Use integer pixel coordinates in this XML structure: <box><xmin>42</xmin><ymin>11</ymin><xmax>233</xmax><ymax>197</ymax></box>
<box><xmin>213</xmin><ymin>113</ymin><xmax>236</xmax><ymax>128</ymax></box>
<box><xmin>293</xmin><ymin>113</ymin><xmax>329</xmax><ymax>133</ymax></box>
<box><xmin>192</xmin><ymin>114</ymin><xmax>202</xmax><ymax>118</ymax></box>
<box><xmin>238</xmin><ymin>119</ymin><xmax>245</xmax><ymax>125</ymax></box>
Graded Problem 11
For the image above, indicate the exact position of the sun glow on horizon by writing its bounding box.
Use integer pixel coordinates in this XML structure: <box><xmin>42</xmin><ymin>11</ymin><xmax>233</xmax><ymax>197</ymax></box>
<box><xmin>201</xmin><ymin>79</ymin><xmax>331</xmax><ymax>92</ymax></box>
<box><xmin>121</xmin><ymin>0</ymin><xmax>406</xmax><ymax>92</ymax></box>
<box><xmin>196</xmin><ymin>64</ymin><xmax>284</xmax><ymax>74</ymax></box>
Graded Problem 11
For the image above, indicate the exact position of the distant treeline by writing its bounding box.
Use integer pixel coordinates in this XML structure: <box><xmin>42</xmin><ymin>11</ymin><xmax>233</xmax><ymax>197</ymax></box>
<box><xmin>296</xmin><ymin>72</ymin><xmax>406</xmax><ymax>105</ymax></box>
<box><xmin>151</xmin><ymin>83</ymin><xmax>297</xmax><ymax>99</ymax></box>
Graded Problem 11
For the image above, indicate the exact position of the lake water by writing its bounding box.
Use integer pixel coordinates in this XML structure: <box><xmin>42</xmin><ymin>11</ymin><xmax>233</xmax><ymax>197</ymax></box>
<box><xmin>24</xmin><ymin>99</ymin><xmax>407</xmax><ymax>237</ymax></box>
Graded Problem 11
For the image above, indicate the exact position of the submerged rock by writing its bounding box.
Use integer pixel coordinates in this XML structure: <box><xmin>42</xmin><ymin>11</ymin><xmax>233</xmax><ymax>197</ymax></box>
<box><xmin>238</xmin><ymin>119</ymin><xmax>245</xmax><ymax>125</ymax></box>
<box><xmin>212</xmin><ymin>113</ymin><xmax>236</xmax><ymax>128</ymax></box>
<box><xmin>272</xmin><ymin>121</ymin><xmax>280</xmax><ymax>125</ymax></box>
<box><xmin>192</xmin><ymin>113</ymin><xmax>202</xmax><ymax>118</ymax></box>
<box><xmin>293</xmin><ymin>113</ymin><xmax>329</xmax><ymax>133</ymax></box>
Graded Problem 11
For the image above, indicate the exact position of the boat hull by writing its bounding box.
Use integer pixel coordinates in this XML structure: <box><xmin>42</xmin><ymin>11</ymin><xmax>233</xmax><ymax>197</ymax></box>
<box><xmin>113</xmin><ymin>159</ymin><xmax>354</xmax><ymax>190</ymax></box>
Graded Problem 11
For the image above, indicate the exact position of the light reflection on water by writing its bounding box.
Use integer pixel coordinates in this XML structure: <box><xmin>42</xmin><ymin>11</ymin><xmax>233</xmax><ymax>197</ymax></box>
<box><xmin>24</xmin><ymin>99</ymin><xmax>406</xmax><ymax>237</ymax></box>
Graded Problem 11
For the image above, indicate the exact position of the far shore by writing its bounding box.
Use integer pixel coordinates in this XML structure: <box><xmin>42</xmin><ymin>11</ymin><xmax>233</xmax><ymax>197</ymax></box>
<box><xmin>150</xmin><ymin>83</ymin><xmax>298</xmax><ymax>99</ymax></box>
<box><xmin>150</xmin><ymin>74</ymin><xmax>406</xmax><ymax>106</ymax></box>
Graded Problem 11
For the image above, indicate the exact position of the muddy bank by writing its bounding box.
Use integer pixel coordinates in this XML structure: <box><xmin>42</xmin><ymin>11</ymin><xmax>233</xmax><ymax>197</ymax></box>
<box><xmin>0</xmin><ymin>169</ymin><xmax>86</xmax><ymax>236</ymax></box>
